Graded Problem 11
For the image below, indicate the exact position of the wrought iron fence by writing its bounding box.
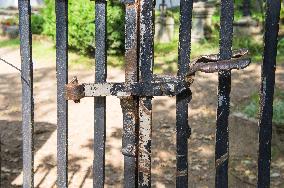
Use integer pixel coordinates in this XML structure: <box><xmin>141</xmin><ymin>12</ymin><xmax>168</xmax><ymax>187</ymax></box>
<box><xmin>10</xmin><ymin>0</ymin><xmax>282</xmax><ymax>187</ymax></box>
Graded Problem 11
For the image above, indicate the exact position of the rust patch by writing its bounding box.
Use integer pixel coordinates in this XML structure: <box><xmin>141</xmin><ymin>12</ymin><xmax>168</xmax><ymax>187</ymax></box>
<box><xmin>125</xmin><ymin>47</ymin><xmax>138</xmax><ymax>83</ymax></box>
<box><xmin>120</xmin><ymin>96</ymin><xmax>139</xmax><ymax>121</ymax></box>
<box><xmin>65</xmin><ymin>77</ymin><xmax>84</xmax><ymax>103</ymax></box>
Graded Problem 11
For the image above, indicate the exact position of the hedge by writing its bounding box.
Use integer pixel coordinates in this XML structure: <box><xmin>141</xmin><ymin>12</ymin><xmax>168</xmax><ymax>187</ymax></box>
<box><xmin>41</xmin><ymin>0</ymin><xmax>125</xmax><ymax>55</ymax></box>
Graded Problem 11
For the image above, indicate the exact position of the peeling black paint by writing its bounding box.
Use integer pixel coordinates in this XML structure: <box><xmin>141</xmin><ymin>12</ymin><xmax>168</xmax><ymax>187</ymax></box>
<box><xmin>94</xmin><ymin>0</ymin><xmax>107</xmax><ymax>187</ymax></box>
<box><xmin>176</xmin><ymin>0</ymin><xmax>193</xmax><ymax>186</ymax></box>
<box><xmin>215</xmin><ymin>0</ymin><xmax>234</xmax><ymax>187</ymax></box>
<box><xmin>258</xmin><ymin>1</ymin><xmax>281</xmax><ymax>187</ymax></box>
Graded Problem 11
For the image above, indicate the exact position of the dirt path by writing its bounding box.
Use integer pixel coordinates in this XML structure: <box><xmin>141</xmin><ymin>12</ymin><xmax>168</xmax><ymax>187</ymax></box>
<box><xmin>0</xmin><ymin>46</ymin><xmax>283</xmax><ymax>188</ymax></box>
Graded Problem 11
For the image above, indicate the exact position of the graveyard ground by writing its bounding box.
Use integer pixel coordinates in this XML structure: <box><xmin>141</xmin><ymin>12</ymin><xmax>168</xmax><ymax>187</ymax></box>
<box><xmin>0</xmin><ymin>37</ymin><xmax>284</xmax><ymax>187</ymax></box>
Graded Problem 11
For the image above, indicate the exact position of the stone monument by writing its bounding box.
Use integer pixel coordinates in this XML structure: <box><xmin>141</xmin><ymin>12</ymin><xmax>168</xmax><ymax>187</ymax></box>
<box><xmin>191</xmin><ymin>0</ymin><xmax>215</xmax><ymax>42</ymax></box>
<box><xmin>155</xmin><ymin>0</ymin><xmax>175</xmax><ymax>43</ymax></box>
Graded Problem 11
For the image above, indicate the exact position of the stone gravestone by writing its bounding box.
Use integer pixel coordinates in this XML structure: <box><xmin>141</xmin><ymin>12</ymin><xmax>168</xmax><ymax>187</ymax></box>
<box><xmin>191</xmin><ymin>0</ymin><xmax>215</xmax><ymax>42</ymax></box>
<box><xmin>233</xmin><ymin>16</ymin><xmax>262</xmax><ymax>39</ymax></box>
<box><xmin>155</xmin><ymin>1</ymin><xmax>175</xmax><ymax>43</ymax></box>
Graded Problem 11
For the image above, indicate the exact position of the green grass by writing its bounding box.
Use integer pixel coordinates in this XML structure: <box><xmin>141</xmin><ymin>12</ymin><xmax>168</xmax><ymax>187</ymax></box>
<box><xmin>243</xmin><ymin>89</ymin><xmax>284</xmax><ymax>125</ymax></box>
<box><xmin>33</xmin><ymin>40</ymin><xmax>55</xmax><ymax>59</ymax></box>
<box><xmin>0</xmin><ymin>38</ymin><xmax>20</xmax><ymax>48</ymax></box>
<box><xmin>31</xmin><ymin>38</ymin><xmax>124</xmax><ymax>69</ymax></box>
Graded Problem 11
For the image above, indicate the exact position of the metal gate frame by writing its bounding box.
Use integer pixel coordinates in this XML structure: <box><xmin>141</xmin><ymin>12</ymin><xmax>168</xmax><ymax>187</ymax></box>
<box><xmin>16</xmin><ymin>0</ymin><xmax>281</xmax><ymax>187</ymax></box>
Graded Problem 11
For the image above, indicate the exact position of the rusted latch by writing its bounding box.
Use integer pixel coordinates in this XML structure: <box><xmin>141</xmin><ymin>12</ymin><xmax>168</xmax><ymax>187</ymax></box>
<box><xmin>65</xmin><ymin>49</ymin><xmax>250</xmax><ymax>103</ymax></box>
<box><xmin>187</xmin><ymin>48</ymin><xmax>250</xmax><ymax>76</ymax></box>
<box><xmin>65</xmin><ymin>77</ymin><xmax>84</xmax><ymax>103</ymax></box>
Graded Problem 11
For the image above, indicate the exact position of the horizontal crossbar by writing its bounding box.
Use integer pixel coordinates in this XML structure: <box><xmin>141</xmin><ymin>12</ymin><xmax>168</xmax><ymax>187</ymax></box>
<box><xmin>65</xmin><ymin>76</ymin><xmax>192</xmax><ymax>102</ymax></box>
<box><xmin>65</xmin><ymin>50</ymin><xmax>251</xmax><ymax>103</ymax></box>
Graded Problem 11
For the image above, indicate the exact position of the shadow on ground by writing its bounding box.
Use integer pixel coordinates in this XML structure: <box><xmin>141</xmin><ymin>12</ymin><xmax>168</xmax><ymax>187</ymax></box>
<box><xmin>0</xmin><ymin>63</ymin><xmax>283</xmax><ymax>187</ymax></box>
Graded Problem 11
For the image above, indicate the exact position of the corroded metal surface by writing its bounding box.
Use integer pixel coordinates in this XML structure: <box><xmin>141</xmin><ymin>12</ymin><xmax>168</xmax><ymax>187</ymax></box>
<box><xmin>55</xmin><ymin>0</ymin><xmax>69</xmax><ymax>187</ymax></box>
<box><xmin>123</xmin><ymin>0</ymin><xmax>140</xmax><ymax>186</ymax></box>
<box><xmin>137</xmin><ymin>0</ymin><xmax>154</xmax><ymax>185</ymax></box>
<box><xmin>120</xmin><ymin>96</ymin><xmax>139</xmax><ymax>187</ymax></box>
<box><xmin>176</xmin><ymin>0</ymin><xmax>193</xmax><ymax>186</ymax></box>
<box><xmin>19</xmin><ymin>0</ymin><xmax>34</xmax><ymax>187</ymax></box>
<box><xmin>258</xmin><ymin>1</ymin><xmax>281</xmax><ymax>187</ymax></box>
<box><xmin>84</xmin><ymin>81</ymin><xmax>188</xmax><ymax>97</ymax></box>
<box><xmin>61</xmin><ymin>1</ymin><xmax>251</xmax><ymax>187</ymax></box>
<box><xmin>94</xmin><ymin>0</ymin><xmax>107</xmax><ymax>187</ymax></box>
<box><xmin>65</xmin><ymin>55</ymin><xmax>249</xmax><ymax>101</ymax></box>
<box><xmin>65</xmin><ymin>77</ymin><xmax>84</xmax><ymax>103</ymax></box>
<box><xmin>188</xmin><ymin>58</ymin><xmax>251</xmax><ymax>76</ymax></box>
<box><xmin>215</xmin><ymin>0</ymin><xmax>234</xmax><ymax>187</ymax></box>
<box><xmin>138</xmin><ymin>98</ymin><xmax>152</xmax><ymax>187</ymax></box>
<box><xmin>16</xmin><ymin>0</ymin><xmax>280</xmax><ymax>186</ymax></box>
<box><xmin>192</xmin><ymin>48</ymin><xmax>248</xmax><ymax>64</ymax></box>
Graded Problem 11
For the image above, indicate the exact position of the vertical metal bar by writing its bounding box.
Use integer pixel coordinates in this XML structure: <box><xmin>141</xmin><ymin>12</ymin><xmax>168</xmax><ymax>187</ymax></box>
<box><xmin>94</xmin><ymin>0</ymin><xmax>107</xmax><ymax>187</ymax></box>
<box><xmin>176</xmin><ymin>0</ymin><xmax>193</xmax><ymax>187</ymax></box>
<box><xmin>257</xmin><ymin>1</ymin><xmax>281</xmax><ymax>187</ymax></box>
<box><xmin>215</xmin><ymin>0</ymin><xmax>234</xmax><ymax>187</ymax></box>
<box><xmin>138</xmin><ymin>0</ymin><xmax>154</xmax><ymax>186</ymax></box>
<box><xmin>122</xmin><ymin>1</ymin><xmax>139</xmax><ymax>187</ymax></box>
<box><xmin>56</xmin><ymin>0</ymin><xmax>68</xmax><ymax>187</ymax></box>
<box><xmin>19</xmin><ymin>0</ymin><xmax>34</xmax><ymax>187</ymax></box>
<box><xmin>121</xmin><ymin>97</ymin><xmax>139</xmax><ymax>188</ymax></box>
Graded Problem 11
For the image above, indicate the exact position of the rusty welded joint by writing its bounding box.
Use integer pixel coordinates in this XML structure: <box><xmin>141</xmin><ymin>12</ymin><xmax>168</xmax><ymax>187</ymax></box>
<box><xmin>65</xmin><ymin>77</ymin><xmax>85</xmax><ymax>103</ymax></box>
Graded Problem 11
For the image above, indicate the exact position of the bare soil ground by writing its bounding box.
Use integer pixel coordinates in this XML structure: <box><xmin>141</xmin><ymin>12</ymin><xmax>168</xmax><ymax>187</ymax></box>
<box><xmin>0</xmin><ymin>46</ymin><xmax>283</xmax><ymax>188</ymax></box>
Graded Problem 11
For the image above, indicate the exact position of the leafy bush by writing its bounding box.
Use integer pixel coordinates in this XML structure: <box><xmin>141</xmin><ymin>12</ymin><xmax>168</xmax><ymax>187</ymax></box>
<box><xmin>280</xmin><ymin>2</ymin><xmax>284</xmax><ymax>23</ymax></box>
<box><xmin>233</xmin><ymin>36</ymin><xmax>263</xmax><ymax>59</ymax></box>
<box><xmin>106</xmin><ymin>2</ymin><xmax>125</xmax><ymax>54</ymax></box>
<box><xmin>41</xmin><ymin>0</ymin><xmax>124</xmax><ymax>55</ymax></box>
<box><xmin>31</xmin><ymin>14</ymin><xmax>45</xmax><ymax>34</ymax></box>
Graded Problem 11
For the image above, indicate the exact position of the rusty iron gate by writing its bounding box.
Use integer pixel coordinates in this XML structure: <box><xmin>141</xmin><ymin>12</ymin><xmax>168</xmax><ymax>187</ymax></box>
<box><xmin>15</xmin><ymin>0</ymin><xmax>281</xmax><ymax>187</ymax></box>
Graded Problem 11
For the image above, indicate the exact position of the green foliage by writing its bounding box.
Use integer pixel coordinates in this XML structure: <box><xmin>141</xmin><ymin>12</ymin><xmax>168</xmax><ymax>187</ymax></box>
<box><xmin>41</xmin><ymin>0</ymin><xmax>124</xmax><ymax>55</ymax></box>
<box><xmin>106</xmin><ymin>2</ymin><xmax>125</xmax><ymax>54</ymax></box>
<box><xmin>31</xmin><ymin>14</ymin><xmax>45</xmax><ymax>34</ymax></box>
<box><xmin>0</xmin><ymin>38</ymin><xmax>20</xmax><ymax>48</ymax></box>
<box><xmin>243</xmin><ymin>90</ymin><xmax>284</xmax><ymax>125</ymax></box>
<box><xmin>278</xmin><ymin>38</ymin><xmax>284</xmax><ymax>55</ymax></box>
<box><xmin>281</xmin><ymin>3</ymin><xmax>284</xmax><ymax>23</ymax></box>
<box><xmin>41</xmin><ymin>0</ymin><xmax>56</xmax><ymax>37</ymax></box>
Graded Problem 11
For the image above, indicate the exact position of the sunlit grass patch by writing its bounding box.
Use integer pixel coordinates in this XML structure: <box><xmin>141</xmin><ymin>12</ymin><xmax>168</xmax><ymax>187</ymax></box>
<box><xmin>242</xmin><ymin>89</ymin><xmax>284</xmax><ymax>126</ymax></box>
<box><xmin>0</xmin><ymin>38</ymin><xmax>20</xmax><ymax>48</ymax></box>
